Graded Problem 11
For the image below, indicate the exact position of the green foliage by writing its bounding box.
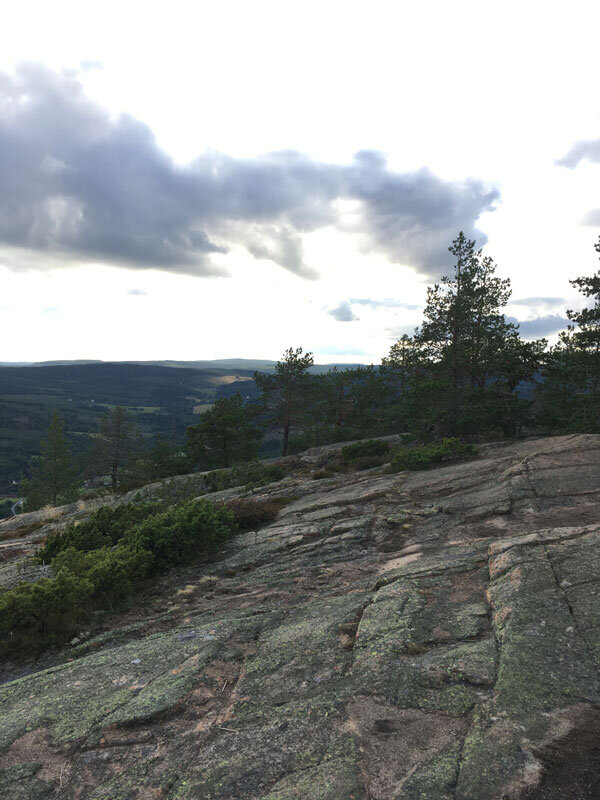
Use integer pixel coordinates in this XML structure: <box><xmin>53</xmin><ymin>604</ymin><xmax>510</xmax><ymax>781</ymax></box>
<box><xmin>536</xmin><ymin>239</ymin><xmax>600</xmax><ymax>433</ymax></box>
<box><xmin>123</xmin><ymin>500</ymin><xmax>235</xmax><ymax>572</ymax></box>
<box><xmin>383</xmin><ymin>233</ymin><xmax>545</xmax><ymax>438</ymax></box>
<box><xmin>397</xmin><ymin>380</ymin><xmax>530</xmax><ymax>439</ymax></box>
<box><xmin>390</xmin><ymin>438</ymin><xmax>477</xmax><ymax>471</ymax></box>
<box><xmin>0</xmin><ymin>544</ymin><xmax>152</xmax><ymax>656</ymax></box>
<box><xmin>2</xmin><ymin>499</ymin><xmax>236</xmax><ymax>657</ymax></box>
<box><xmin>124</xmin><ymin>435</ymin><xmax>189</xmax><ymax>488</ymax></box>
<box><xmin>0</xmin><ymin>361</ymin><xmax>255</xmax><ymax>495</ymax></box>
<box><xmin>311</xmin><ymin>438</ymin><xmax>394</xmax><ymax>477</ymax></box>
<box><xmin>186</xmin><ymin>393</ymin><xmax>260</xmax><ymax>469</ymax></box>
<box><xmin>52</xmin><ymin>546</ymin><xmax>153</xmax><ymax>606</ymax></box>
<box><xmin>95</xmin><ymin>406</ymin><xmax>140</xmax><ymax>493</ymax></box>
<box><xmin>132</xmin><ymin>473</ymin><xmax>208</xmax><ymax>505</ymax></box>
<box><xmin>204</xmin><ymin>461</ymin><xmax>285</xmax><ymax>493</ymax></box>
<box><xmin>37</xmin><ymin>502</ymin><xmax>163</xmax><ymax>562</ymax></box>
<box><xmin>284</xmin><ymin>366</ymin><xmax>399</xmax><ymax>456</ymax></box>
<box><xmin>0</xmin><ymin>498</ymin><xmax>13</xmax><ymax>519</ymax></box>
<box><xmin>0</xmin><ymin>569</ymin><xmax>94</xmax><ymax>656</ymax></box>
<box><xmin>254</xmin><ymin>347</ymin><xmax>315</xmax><ymax>456</ymax></box>
<box><xmin>340</xmin><ymin>439</ymin><xmax>390</xmax><ymax>460</ymax></box>
<box><xmin>21</xmin><ymin>410</ymin><xmax>77</xmax><ymax>511</ymax></box>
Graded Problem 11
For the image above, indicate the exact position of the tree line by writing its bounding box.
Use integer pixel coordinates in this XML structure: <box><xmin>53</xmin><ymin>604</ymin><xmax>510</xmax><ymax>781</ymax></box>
<box><xmin>20</xmin><ymin>232</ymin><xmax>600</xmax><ymax>510</ymax></box>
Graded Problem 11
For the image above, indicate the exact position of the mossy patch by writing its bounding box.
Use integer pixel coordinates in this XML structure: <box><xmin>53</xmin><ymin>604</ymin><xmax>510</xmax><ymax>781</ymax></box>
<box><xmin>0</xmin><ymin>764</ymin><xmax>53</xmax><ymax>800</ymax></box>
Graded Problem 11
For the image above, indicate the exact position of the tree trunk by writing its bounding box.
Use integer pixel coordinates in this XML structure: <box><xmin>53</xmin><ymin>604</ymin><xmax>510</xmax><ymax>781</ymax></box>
<box><xmin>282</xmin><ymin>420</ymin><xmax>290</xmax><ymax>456</ymax></box>
<box><xmin>111</xmin><ymin>462</ymin><xmax>118</xmax><ymax>494</ymax></box>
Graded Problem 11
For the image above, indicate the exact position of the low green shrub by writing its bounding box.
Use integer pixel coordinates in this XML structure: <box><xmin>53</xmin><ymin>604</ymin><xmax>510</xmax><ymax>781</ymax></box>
<box><xmin>340</xmin><ymin>439</ymin><xmax>390</xmax><ymax>460</ymax></box>
<box><xmin>204</xmin><ymin>462</ymin><xmax>285</xmax><ymax>493</ymax></box>
<box><xmin>37</xmin><ymin>502</ymin><xmax>162</xmax><ymax>563</ymax></box>
<box><xmin>0</xmin><ymin>499</ymin><xmax>14</xmax><ymax>520</ymax></box>
<box><xmin>52</xmin><ymin>546</ymin><xmax>153</xmax><ymax>605</ymax></box>
<box><xmin>123</xmin><ymin>500</ymin><xmax>235</xmax><ymax>572</ymax></box>
<box><xmin>1</xmin><ymin>499</ymin><xmax>237</xmax><ymax>658</ymax></box>
<box><xmin>390</xmin><ymin>438</ymin><xmax>477</xmax><ymax>471</ymax></box>
<box><xmin>133</xmin><ymin>474</ymin><xmax>207</xmax><ymax>506</ymax></box>
<box><xmin>0</xmin><ymin>570</ymin><xmax>94</xmax><ymax>656</ymax></box>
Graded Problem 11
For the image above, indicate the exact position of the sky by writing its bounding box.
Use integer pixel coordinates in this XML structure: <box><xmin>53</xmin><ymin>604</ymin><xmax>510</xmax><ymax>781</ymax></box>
<box><xmin>1</xmin><ymin>0</ymin><xmax>600</xmax><ymax>364</ymax></box>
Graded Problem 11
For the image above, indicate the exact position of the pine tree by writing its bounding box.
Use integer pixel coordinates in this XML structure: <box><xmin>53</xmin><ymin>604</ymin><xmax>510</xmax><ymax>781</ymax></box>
<box><xmin>22</xmin><ymin>410</ymin><xmax>76</xmax><ymax>510</ymax></box>
<box><xmin>385</xmin><ymin>233</ymin><xmax>545</xmax><ymax>437</ymax></box>
<box><xmin>96</xmin><ymin>406</ymin><xmax>139</xmax><ymax>492</ymax></box>
<box><xmin>254</xmin><ymin>347</ymin><xmax>315</xmax><ymax>456</ymax></box>
<box><xmin>537</xmin><ymin>238</ymin><xmax>600</xmax><ymax>431</ymax></box>
<box><xmin>186</xmin><ymin>393</ymin><xmax>260</xmax><ymax>469</ymax></box>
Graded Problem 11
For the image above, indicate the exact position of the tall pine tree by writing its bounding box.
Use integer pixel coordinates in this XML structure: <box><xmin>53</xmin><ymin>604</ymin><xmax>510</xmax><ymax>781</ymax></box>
<box><xmin>22</xmin><ymin>410</ymin><xmax>76</xmax><ymax>510</ymax></box>
<box><xmin>537</xmin><ymin>237</ymin><xmax>600</xmax><ymax>431</ymax></box>
<box><xmin>385</xmin><ymin>233</ymin><xmax>545</xmax><ymax>437</ymax></box>
<box><xmin>254</xmin><ymin>347</ymin><xmax>314</xmax><ymax>456</ymax></box>
<box><xmin>186</xmin><ymin>393</ymin><xmax>260</xmax><ymax>469</ymax></box>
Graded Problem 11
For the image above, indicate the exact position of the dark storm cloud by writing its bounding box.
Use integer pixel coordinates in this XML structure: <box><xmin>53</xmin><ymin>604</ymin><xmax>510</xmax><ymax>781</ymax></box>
<box><xmin>556</xmin><ymin>140</ymin><xmax>600</xmax><ymax>168</ymax></box>
<box><xmin>507</xmin><ymin>315</ymin><xmax>569</xmax><ymax>338</ymax></box>
<box><xmin>327</xmin><ymin>301</ymin><xmax>359</xmax><ymax>322</ymax></box>
<box><xmin>0</xmin><ymin>65</ymin><xmax>498</xmax><ymax>280</ymax></box>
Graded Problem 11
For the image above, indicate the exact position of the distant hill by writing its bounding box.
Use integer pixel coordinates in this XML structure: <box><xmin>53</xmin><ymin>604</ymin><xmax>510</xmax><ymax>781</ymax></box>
<box><xmin>0</xmin><ymin>359</ymin><xmax>368</xmax><ymax>492</ymax></box>
<box><xmin>2</xmin><ymin>358</ymin><xmax>366</xmax><ymax>373</ymax></box>
<box><xmin>0</xmin><ymin>363</ymin><xmax>254</xmax><ymax>493</ymax></box>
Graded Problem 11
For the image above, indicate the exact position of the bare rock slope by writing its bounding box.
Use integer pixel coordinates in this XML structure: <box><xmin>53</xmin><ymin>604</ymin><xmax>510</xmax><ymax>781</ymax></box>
<box><xmin>1</xmin><ymin>434</ymin><xmax>600</xmax><ymax>799</ymax></box>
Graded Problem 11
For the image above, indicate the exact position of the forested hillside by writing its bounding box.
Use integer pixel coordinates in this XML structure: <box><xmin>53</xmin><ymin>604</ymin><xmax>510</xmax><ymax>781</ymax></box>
<box><xmin>0</xmin><ymin>363</ymin><xmax>255</xmax><ymax>494</ymax></box>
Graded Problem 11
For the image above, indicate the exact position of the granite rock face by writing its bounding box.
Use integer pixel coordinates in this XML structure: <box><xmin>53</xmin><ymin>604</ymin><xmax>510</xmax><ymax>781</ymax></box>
<box><xmin>1</xmin><ymin>435</ymin><xmax>600</xmax><ymax>799</ymax></box>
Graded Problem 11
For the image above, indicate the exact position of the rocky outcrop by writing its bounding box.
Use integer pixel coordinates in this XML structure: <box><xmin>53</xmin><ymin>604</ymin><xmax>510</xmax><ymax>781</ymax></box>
<box><xmin>1</xmin><ymin>435</ymin><xmax>600</xmax><ymax>799</ymax></box>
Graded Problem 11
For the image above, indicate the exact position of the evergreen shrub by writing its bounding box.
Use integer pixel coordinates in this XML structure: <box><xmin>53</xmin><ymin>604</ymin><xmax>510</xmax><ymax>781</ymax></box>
<box><xmin>37</xmin><ymin>502</ymin><xmax>162</xmax><ymax>562</ymax></box>
<box><xmin>204</xmin><ymin>462</ymin><xmax>285</xmax><ymax>493</ymax></box>
<box><xmin>1</xmin><ymin>499</ymin><xmax>236</xmax><ymax>658</ymax></box>
<box><xmin>390</xmin><ymin>438</ymin><xmax>477</xmax><ymax>471</ymax></box>
<box><xmin>340</xmin><ymin>439</ymin><xmax>390</xmax><ymax>460</ymax></box>
<box><xmin>123</xmin><ymin>500</ymin><xmax>235</xmax><ymax>572</ymax></box>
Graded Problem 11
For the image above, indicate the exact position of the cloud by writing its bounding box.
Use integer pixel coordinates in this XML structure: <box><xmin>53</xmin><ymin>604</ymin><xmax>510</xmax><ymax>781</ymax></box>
<box><xmin>79</xmin><ymin>60</ymin><xmax>103</xmax><ymax>72</ymax></box>
<box><xmin>385</xmin><ymin>324</ymin><xmax>419</xmax><ymax>339</ymax></box>
<box><xmin>42</xmin><ymin>306</ymin><xmax>59</xmax><ymax>313</ymax></box>
<box><xmin>507</xmin><ymin>314</ymin><xmax>569</xmax><ymax>338</ymax></box>
<box><xmin>557</xmin><ymin>140</ymin><xmax>600</xmax><ymax>225</ymax></box>
<box><xmin>509</xmin><ymin>296</ymin><xmax>566</xmax><ymax>308</ymax></box>
<box><xmin>350</xmin><ymin>297</ymin><xmax>420</xmax><ymax>310</ymax></box>
<box><xmin>327</xmin><ymin>301</ymin><xmax>359</xmax><ymax>322</ymax></box>
<box><xmin>344</xmin><ymin>151</ymin><xmax>498</xmax><ymax>277</ymax></box>
<box><xmin>0</xmin><ymin>65</ymin><xmax>498</xmax><ymax>280</ymax></box>
<box><xmin>557</xmin><ymin>140</ymin><xmax>600</xmax><ymax>168</ymax></box>
<box><xmin>127</xmin><ymin>288</ymin><xmax>148</xmax><ymax>296</ymax></box>
<box><xmin>581</xmin><ymin>208</ymin><xmax>600</xmax><ymax>227</ymax></box>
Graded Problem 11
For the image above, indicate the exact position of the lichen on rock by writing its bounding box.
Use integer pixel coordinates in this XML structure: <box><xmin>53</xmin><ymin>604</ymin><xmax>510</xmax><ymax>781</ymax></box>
<box><xmin>1</xmin><ymin>434</ymin><xmax>600</xmax><ymax>798</ymax></box>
